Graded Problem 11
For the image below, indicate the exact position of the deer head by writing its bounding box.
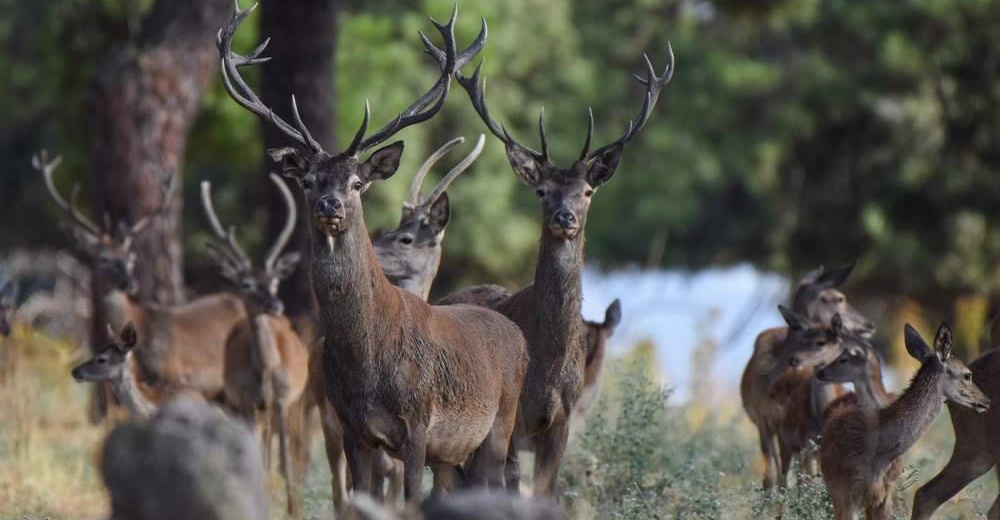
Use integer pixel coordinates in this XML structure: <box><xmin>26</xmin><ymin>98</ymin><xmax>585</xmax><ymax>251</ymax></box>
<box><xmin>584</xmin><ymin>299</ymin><xmax>622</xmax><ymax>361</ymax></box>
<box><xmin>775</xmin><ymin>306</ymin><xmax>852</xmax><ymax>372</ymax></box>
<box><xmin>456</xmin><ymin>47</ymin><xmax>673</xmax><ymax>240</ymax></box>
<box><xmin>815</xmin><ymin>341</ymin><xmax>874</xmax><ymax>384</ymax></box>
<box><xmin>217</xmin><ymin>3</ymin><xmax>484</xmax><ymax>241</ymax></box>
<box><xmin>36</xmin><ymin>151</ymin><xmax>173</xmax><ymax>296</ymax></box>
<box><xmin>201</xmin><ymin>174</ymin><xmax>301</xmax><ymax>316</ymax></box>
<box><xmin>372</xmin><ymin>135</ymin><xmax>485</xmax><ymax>298</ymax></box>
<box><xmin>0</xmin><ymin>281</ymin><xmax>15</xmax><ymax>338</ymax></box>
<box><xmin>903</xmin><ymin>322</ymin><xmax>989</xmax><ymax>414</ymax></box>
<box><xmin>791</xmin><ymin>262</ymin><xmax>874</xmax><ymax>338</ymax></box>
<box><xmin>72</xmin><ymin>322</ymin><xmax>138</xmax><ymax>382</ymax></box>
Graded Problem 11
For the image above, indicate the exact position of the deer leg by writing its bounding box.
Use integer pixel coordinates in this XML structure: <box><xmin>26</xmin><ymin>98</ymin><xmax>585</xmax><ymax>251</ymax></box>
<box><xmin>276</xmin><ymin>402</ymin><xmax>298</xmax><ymax>519</ymax></box>
<box><xmin>319</xmin><ymin>403</ymin><xmax>349</xmax><ymax>512</ymax></box>
<box><xmin>344</xmin><ymin>432</ymin><xmax>374</xmax><ymax>495</ymax></box>
<box><xmin>288</xmin><ymin>397</ymin><xmax>313</xmax><ymax>505</ymax></box>
<box><xmin>505</xmin><ymin>421</ymin><xmax>524</xmax><ymax>495</ymax></box>
<box><xmin>402</xmin><ymin>428</ymin><xmax>428</xmax><ymax>502</ymax></box>
<box><xmin>371</xmin><ymin>449</ymin><xmax>388</xmax><ymax>502</ymax></box>
<box><xmin>431</xmin><ymin>465</ymin><xmax>459</xmax><ymax>497</ymax></box>
<box><xmin>912</xmin><ymin>447</ymin><xmax>994</xmax><ymax>520</ymax></box>
<box><xmin>758</xmin><ymin>425</ymin><xmax>780</xmax><ymax>490</ymax></box>
<box><xmin>533</xmin><ymin>420</ymin><xmax>570</xmax><ymax>498</ymax></box>
<box><xmin>386</xmin><ymin>459</ymin><xmax>404</xmax><ymax>507</ymax></box>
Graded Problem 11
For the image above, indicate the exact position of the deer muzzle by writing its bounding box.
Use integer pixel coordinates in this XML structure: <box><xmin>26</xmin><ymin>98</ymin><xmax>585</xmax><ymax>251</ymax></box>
<box><xmin>314</xmin><ymin>197</ymin><xmax>346</xmax><ymax>235</ymax></box>
<box><xmin>549</xmin><ymin>210</ymin><xmax>580</xmax><ymax>238</ymax></box>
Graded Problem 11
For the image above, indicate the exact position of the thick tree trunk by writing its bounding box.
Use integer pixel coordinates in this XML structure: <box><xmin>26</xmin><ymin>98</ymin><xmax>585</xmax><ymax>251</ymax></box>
<box><xmin>259</xmin><ymin>0</ymin><xmax>338</xmax><ymax>318</ymax></box>
<box><xmin>88</xmin><ymin>0</ymin><xmax>229</xmax><ymax>422</ymax></box>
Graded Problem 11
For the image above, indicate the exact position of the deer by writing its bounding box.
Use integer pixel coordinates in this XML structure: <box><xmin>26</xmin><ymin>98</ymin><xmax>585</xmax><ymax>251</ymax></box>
<box><xmin>201</xmin><ymin>174</ymin><xmax>311</xmax><ymax>518</ymax></box>
<box><xmin>741</xmin><ymin>262</ymin><xmax>875</xmax><ymax>489</ymax></box>
<box><xmin>820</xmin><ymin>323</ymin><xmax>989</xmax><ymax>520</ymax></box>
<box><xmin>438</xmin><ymin>45</ymin><xmax>673</xmax><ymax>496</ymax></box>
<box><xmin>71</xmin><ymin>322</ymin><xmax>195</xmax><ymax>419</ymax></box>
<box><xmin>218</xmin><ymin>2</ymin><xmax>528</xmax><ymax>502</ymax></box>
<box><xmin>815</xmin><ymin>337</ymin><xmax>894</xmax><ymax>413</ymax></box>
<box><xmin>910</xmin><ymin>346</ymin><xmax>1000</xmax><ymax>519</ymax></box>
<box><xmin>36</xmin><ymin>151</ymin><xmax>247</xmax><ymax>406</ymax></box>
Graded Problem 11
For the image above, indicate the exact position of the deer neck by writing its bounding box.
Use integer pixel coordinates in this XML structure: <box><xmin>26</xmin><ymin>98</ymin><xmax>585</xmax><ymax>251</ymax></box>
<box><xmin>95</xmin><ymin>282</ymin><xmax>139</xmax><ymax>332</ymax></box>
<box><xmin>112</xmin><ymin>353</ymin><xmax>156</xmax><ymax>420</ymax></box>
<box><xmin>877</xmin><ymin>359</ymin><xmax>944</xmax><ymax>462</ymax></box>
<box><xmin>533</xmin><ymin>231</ymin><xmax>585</xmax><ymax>360</ymax></box>
<box><xmin>310</xmin><ymin>219</ymin><xmax>397</xmax><ymax>359</ymax></box>
<box><xmin>249</xmin><ymin>314</ymin><xmax>282</xmax><ymax>372</ymax></box>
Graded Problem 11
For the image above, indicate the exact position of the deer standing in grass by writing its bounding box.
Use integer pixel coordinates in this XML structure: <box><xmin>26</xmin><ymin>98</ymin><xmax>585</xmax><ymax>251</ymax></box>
<box><xmin>36</xmin><ymin>152</ymin><xmax>247</xmax><ymax>406</ymax></box>
<box><xmin>218</xmin><ymin>3</ymin><xmax>527</xmax><ymax>501</ymax></box>
<box><xmin>202</xmin><ymin>174</ymin><xmax>310</xmax><ymax>517</ymax></box>
<box><xmin>741</xmin><ymin>263</ymin><xmax>875</xmax><ymax>489</ymax></box>
<box><xmin>821</xmin><ymin>323</ymin><xmax>989</xmax><ymax>520</ymax></box>
<box><xmin>441</xmin><ymin>47</ymin><xmax>673</xmax><ymax>496</ymax></box>
<box><xmin>910</xmin><ymin>346</ymin><xmax>1000</xmax><ymax>519</ymax></box>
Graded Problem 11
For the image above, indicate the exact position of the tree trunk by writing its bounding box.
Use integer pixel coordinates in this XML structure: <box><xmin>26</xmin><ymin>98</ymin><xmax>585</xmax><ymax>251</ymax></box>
<box><xmin>259</xmin><ymin>0</ymin><xmax>338</xmax><ymax>319</ymax></box>
<box><xmin>88</xmin><ymin>0</ymin><xmax>229</xmax><ymax>422</ymax></box>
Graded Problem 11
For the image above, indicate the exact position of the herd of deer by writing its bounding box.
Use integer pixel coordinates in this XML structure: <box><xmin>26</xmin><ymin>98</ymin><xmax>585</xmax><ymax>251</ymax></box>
<box><xmin>742</xmin><ymin>263</ymin><xmax>1000</xmax><ymax>519</ymax></box>
<box><xmin>2</xmin><ymin>2</ymin><xmax>996</xmax><ymax>519</ymax></box>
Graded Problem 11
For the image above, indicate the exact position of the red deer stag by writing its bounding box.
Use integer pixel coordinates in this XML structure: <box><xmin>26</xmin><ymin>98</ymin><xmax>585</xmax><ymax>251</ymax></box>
<box><xmin>218</xmin><ymin>3</ymin><xmax>527</xmax><ymax>501</ymax></box>
<box><xmin>741</xmin><ymin>263</ymin><xmax>874</xmax><ymax>489</ymax></box>
<box><xmin>36</xmin><ymin>152</ymin><xmax>247</xmax><ymax>406</ymax></box>
<box><xmin>821</xmin><ymin>323</ymin><xmax>989</xmax><ymax>520</ymax></box>
<box><xmin>443</xmin><ymin>47</ymin><xmax>673</xmax><ymax>496</ymax></box>
<box><xmin>202</xmin><ymin>175</ymin><xmax>311</xmax><ymax>517</ymax></box>
<box><xmin>910</xmin><ymin>346</ymin><xmax>1000</xmax><ymax>519</ymax></box>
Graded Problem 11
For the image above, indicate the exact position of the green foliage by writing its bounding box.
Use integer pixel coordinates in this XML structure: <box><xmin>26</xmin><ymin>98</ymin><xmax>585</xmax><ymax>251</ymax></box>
<box><xmin>2</xmin><ymin>0</ymin><xmax>999</xmax><ymax>298</ymax></box>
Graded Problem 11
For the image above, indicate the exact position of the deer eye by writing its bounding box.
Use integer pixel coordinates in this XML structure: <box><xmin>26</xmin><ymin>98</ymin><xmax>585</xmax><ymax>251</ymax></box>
<box><xmin>964</xmin><ymin>373</ymin><xmax>973</xmax><ymax>381</ymax></box>
<box><xmin>838</xmin><ymin>357</ymin><xmax>848</xmax><ymax>364</ymax></box>
<box><xmin>584</xmin><ymin>189</ymin><xmax>594</xmax><ymax>197</ymax></box>
<box><xmin>242</xmin><ymin>281</ymin><xmax>255</xmax><ymax>291</ymax></box>
<box><xmin>816</xmin><ymin>340</ymin><xmax>827</xmax><ymax>347</ymax></box>
<box><xmin>399</xmin><ymin>236</ymin><xmax>413</xmax><ymax>245</ymax></box>
<box><xmin>300</xmin><ymin>176</ymin><xmax>316</xmax><ymax>190</ymax></box>
<box><xmin>535</xmin><ymin>189</ymin><xmax>545</xmax><ymax>198</ymax></box>
<box><xmin>352</xmin><ymin>181</ymin><xmax>364</xmax><ymax>191</ymax></box>
<box><xmin>97</xmin><ymin>357</ymin><xmax>107</xmax><ymax>365</ymax></box>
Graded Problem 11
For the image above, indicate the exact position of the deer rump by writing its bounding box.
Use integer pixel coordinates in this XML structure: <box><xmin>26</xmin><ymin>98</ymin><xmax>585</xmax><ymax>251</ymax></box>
<box><xmin>323</xmin><ymin>292</ymin><xmax>526</xmax><ymax>466</ymax></box>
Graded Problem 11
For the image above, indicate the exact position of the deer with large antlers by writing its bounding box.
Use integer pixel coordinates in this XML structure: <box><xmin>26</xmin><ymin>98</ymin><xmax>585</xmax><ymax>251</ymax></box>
<box><xmin>741</xmin><ymin>263</ymin><xmax>875</xmax><ymax>489</ymax></box>
<box><xmin>218</xmin><ymin>3</ymin><xmax>527</xmax><ymax>501</ymax></box>
<box><xmin>436</xmin><ymin>45</ymin><xmax>674</xmax><ymax>496</ymax></box>
<box><xmin>37</xmin><ymin>152</ymin><xmax>247</xmax><ymax>406</ymax></box>
<box><xmin>202</xmin><ymin>174</ymin><xmax>311</xmax><ymax>517</ymax></box>
<box><xmin>821</xmin><ymin>323</ymin><xmax>989</xmax><ymax>520</ymax></box>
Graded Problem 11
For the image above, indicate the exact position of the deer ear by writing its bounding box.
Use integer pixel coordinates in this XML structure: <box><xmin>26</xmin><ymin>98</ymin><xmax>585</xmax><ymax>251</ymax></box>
<box><xmin>779</xmin><ymin>305</ymin><xmax>809</xmax><ymax>331</ymax></box>
<box><xmin>904</xmin><ymin>324</ymin><xmax>933</xmax><ymax>362</ymax></box>
<box><xmin>814</xmin><ymin>261</ymin><xmax>857</xmax><ymax>289</ymax></box>
<box><xmin>586</xmin><ymin>143</ymin><xmax>624</xmax><ymax>188</ymax></box>
<box><xmin>603</xmin><ymin>299</ymin><xmax>622</xmax><ymax>331</ymax></box>
<box><xmin>273</xmin><ymin>252</ymin><xmax>302</xmax><ymax>280</ymax></box>
<box><xmin>362</xmin><ymin>141</ymin><xmax>404</xmax><ymax>184</ymax></box>
<box><xmin>934</xmin><ymin>322</ymin><xmax>953</xmax><ymax>361</ymax></box>
<box><xmin>427</xmin><ymin>193</ymin><xmax>451</xmax><ymax>235</ymax></box>
<box><xmin>268</xmin><ymin>147</ymin><xmax>309</xmax><ymax>181</ymax></box>
<box><xmin>505</xmin><ymin>143</ymin><xmax>544</xmax><ymax>187</ymax></box>
<box><xmin>120</xmin><ymin>322</ymin><xmax>138</xmax><ymax>351</ymax></box>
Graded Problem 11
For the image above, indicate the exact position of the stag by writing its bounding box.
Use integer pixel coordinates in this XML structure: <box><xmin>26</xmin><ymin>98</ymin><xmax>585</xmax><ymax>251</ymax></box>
<box><xmin>741</xmin><ymin>263</ymin><xmax>875</xmax><ymax>489</ymax></box>
<box><xmin>910</xmin><ymin>346</ymin><xmax>1000</xmax><ymax>519</ymax></box>
<box><xmin>218</xmin><ymin>3</ymin><xmax>527</xmax><ymax>501</ymax></box>
<box><xmin>202</xmin><ymin>175</ymin><xmax>311</xmax><ymax>517</ymax></box>
<box><xmin>437</xmin><ymin>45</ymin><xmax>673</xmax><ymax>495</ymax></box>
<box><xmin>821</xmin><ymin>323</ymin><xmax>989</xmax><ymax>520</ymax></box>
<box><xmin>37</xmin><ymin>152</ymin><xmax>247</xmax><ymax>407</ymax></box>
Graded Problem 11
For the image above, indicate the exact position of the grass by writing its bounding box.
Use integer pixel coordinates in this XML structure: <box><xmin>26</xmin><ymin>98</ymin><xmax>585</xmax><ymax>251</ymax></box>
<box><xmin>1</xmin><ymin>327</ymin><xmax>997</xmax><ymax>519</ymax></box>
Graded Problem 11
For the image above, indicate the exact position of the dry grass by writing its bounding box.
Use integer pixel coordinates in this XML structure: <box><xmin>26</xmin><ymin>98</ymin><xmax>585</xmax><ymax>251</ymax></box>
<box><xmin>1</xmin><ymin>325</ymin><xmax>997</xmax><ymax>519</ymax></box>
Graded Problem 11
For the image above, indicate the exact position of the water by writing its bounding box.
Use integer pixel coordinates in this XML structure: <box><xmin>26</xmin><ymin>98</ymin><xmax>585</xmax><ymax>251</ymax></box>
<box><xmin>581</xmin><ymin>264</ymin><xmax>790</xmax><ymax>403</ymax></box>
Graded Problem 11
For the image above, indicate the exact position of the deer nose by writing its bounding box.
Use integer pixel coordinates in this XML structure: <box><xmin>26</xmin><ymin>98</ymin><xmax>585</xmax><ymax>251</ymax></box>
<box><xmin>552</xmin><ymin>210</ymin><xmax>577</xmax><ymax>229</ymax></box>
<box><xmin>315</xmin><ymin>197</ymin><xmax>344</xmax><ymax>218</ymax></box>
<box><xmin>71</xmin><ymin>365</ymin><xmax>84</xmax><ymax>382</ymax></box>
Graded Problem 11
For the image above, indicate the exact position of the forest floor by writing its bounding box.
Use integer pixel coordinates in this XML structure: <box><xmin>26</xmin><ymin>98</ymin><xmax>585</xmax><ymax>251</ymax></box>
<box><xmin>0</xmin><ymin>326</ymin><xmax>995</xmax><ymax>520</ymax></box>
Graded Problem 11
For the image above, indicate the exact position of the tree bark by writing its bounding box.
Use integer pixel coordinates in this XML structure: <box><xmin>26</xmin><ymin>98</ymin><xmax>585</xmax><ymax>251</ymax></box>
<box><xmin>259</xmin><ymin>0</ymin><xmax>338</xmax><ymax>318</ymax></box>
<box><xmin>91</xmin><ymin>0</ymin><xmax>230</xmax><ymax>306</ymax></box>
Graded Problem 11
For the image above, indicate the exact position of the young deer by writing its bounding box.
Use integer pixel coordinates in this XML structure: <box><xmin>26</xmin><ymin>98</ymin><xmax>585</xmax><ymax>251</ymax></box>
<box><xmin>71</xmin><ymin>322</ymin><xmax>172</xmax><ymax>419</ymax></box>
<box><xmin>820</xmin><ymin>323</ymin><xmax>989</xmax><ymax>520</ymax></box>
<box><xmin>741</xmin><ymin>263</ymin><xmax>874</xmax><ymax>489</ymax></box>
<box><xmin>202</xmin><ymin>175</ymin><xmax>310</xmax><ymax>517</ymax></box>
<box><xmin>910</xmin><ymin>347</ymin><xmax>1000</xmax><ymax>519</ymax></box>
<box><xmin>219</xmin><ymin>3</ymin><xmax>527</xmax><ymax>501</ymax></box>
<box><xmin>815</xmin><ymin>339</ymin><xmax>893</xmax><ymax>412</ymax></box>
<box><xmin>373</xmin><ymin>134</ymin><xmax>485</xmax><ymax>300</ymax></box>
<box><xmin>441</xmin><ymin>46</ymin><xmax>673</xmax><ymax>496</ymax></box>
<box><xmin>36</xmin><ymin>152</ymin><xmax>247</xmax><ymax>405</ymax></box>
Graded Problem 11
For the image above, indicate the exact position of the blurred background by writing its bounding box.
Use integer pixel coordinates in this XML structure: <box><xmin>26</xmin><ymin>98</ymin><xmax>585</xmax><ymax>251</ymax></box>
<box><xmin>1</xmin><ymin>0</ymin><xmax>999</xmax><ymax>396</ymax></box>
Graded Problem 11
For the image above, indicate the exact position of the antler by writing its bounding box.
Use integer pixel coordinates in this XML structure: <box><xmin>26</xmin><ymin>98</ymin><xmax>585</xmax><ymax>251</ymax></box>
<box><xmin>413</xmin><ymin>134</ymin><xmax>485</xmax><ymax>209</ymax></box>
<box><xmin>123</xmin><ymin>168</ymin><xmax>176</xmax><ymax>249</ymax></box>
<box><xmin>344</xmin><ymin>6</ymin><xmax>484</xmax><ymax>156</ymax></box>
<box><xmin>264</xmin><ymin>174</ymin><xmax>297</xmax><ymax>274</ymax></box>
<box><xmin>34</xmin><ymin>150</ymin><xmax>104</xmax><ymax>238</ymax></box>
<box><xmin>200</xmin><ymin>181</ymin><xmax>252</xmax><ymax>271</ymax></box>
<box><xmin>406</xmin><ymin>137</ymin><xmax>465</xmax><ymax>206</ymax></box>
<box><xmin>216</xmin><ymin>1</ymin><xmax>325</xmax><ymax>155</ymax></box>
<box><xmin>456</xmin><ymin>63</ymin><xmax>548</xmax><ymax>163</ymax></box>
<box><xmin>584</xmin><ymin>44</ymin><xmax>674</xmax><ymax>160</ymax></box>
